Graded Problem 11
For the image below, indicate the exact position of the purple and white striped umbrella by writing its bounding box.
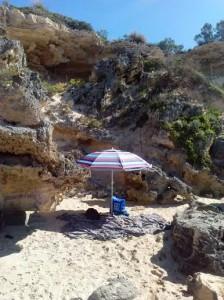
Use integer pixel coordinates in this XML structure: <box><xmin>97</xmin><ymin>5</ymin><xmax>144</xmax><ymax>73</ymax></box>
<box><xmin>77</xmin><ymin>148</ymin><xmax>152</xmax><ymax>171</ymax></box>
<box><xmin>77</xmin><ymin>148</ymin><xmax>152</xmax><ymax>214</ymax></box>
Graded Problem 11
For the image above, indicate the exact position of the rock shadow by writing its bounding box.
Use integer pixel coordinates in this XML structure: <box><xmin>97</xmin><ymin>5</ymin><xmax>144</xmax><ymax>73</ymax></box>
<box><xmin>0</xmin><ymin>210</ymin><xmax>85</xmax><ymax>258</ymax></box>
<box><xmin>0</xmin><ymin>225</ymin><xmax>33</xmax><ymax>258</ymax></box>
<box><xmin>150</xmin><ymin>230</ymin><xmax>187</xmax><ymax>285</ymax></box>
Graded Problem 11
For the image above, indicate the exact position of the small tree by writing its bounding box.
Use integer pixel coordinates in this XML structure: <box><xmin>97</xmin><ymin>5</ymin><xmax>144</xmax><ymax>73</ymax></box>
<box><xmin>215</xmin><ymin>20</ymin><xmax>224</xmax><ymax>41</ymax></box>
<box><xmin>97</xmin><ymin>29</ymin><xmax>108</xmax><ymax>43</ymax></box>
<box><xmin>157</xmin><ymin>38</ymin><xmax>184</xmax><ymax>55</ymax></box>
<box><xmin>194</xmin><ymin>23</ymin><xmax>215</xmax><ymax>45</ymax></box>
<box><xmin>31</xmin><ymin>0</ymin><xmax>45</xmax><ymax>10</ymax></box>
<box><xmin>124</xmin><ymin>32</ymin><xmax>147</xmax><ymax>44</ymax></box>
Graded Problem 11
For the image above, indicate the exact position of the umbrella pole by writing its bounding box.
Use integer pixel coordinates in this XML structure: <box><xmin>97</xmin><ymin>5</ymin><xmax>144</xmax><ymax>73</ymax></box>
<box><xmin>111</xmin><ymin>170</ymin><xmax>114</xmax><ymax>214</ymax></box>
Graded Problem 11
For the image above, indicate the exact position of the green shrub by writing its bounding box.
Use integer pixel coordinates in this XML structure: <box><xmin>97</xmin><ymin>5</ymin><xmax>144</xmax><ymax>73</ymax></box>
<box><xmin>43</xmin><ymin>78</ymin><xmax>85</xmax><ymax>96</ymax></box>
<box><xmin>68</xmin><ymin>78</ymin><xmax>85</xmax><ymax>88</ymax></box>
<box><xmin>43</xmin><ymin>81</ymin><xmax>67</xmax><ymax>95</ymax></box>
<box><xmin>165</xmin><ymin>109</ymin><xmax>222</xmax><ymax>168</ymax></box>
<box><xmin>143</xmin><ymin>58</ymin><xmax>164</xmax><ymax>72</ymax></box>
<box><xmin>0</xmin><ymin>66</ymin><xmax>19</xmax><ymax>87</ymax></box>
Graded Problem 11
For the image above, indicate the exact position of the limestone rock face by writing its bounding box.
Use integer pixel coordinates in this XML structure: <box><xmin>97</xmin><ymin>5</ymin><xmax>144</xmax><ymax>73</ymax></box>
<box><xmin>0</xmin><ymin>36</ymin><xmax>83</xmax><ymax>212</ymax></box>
<box><xmin>0</xmin><ymin>37</ymin><xmax>45</xmax><ymax>126</ymax></box>
<box><xmin>187</xmin><ymin>272</ymin><xmax>224</xmax><ymax>300</ymax></box>
<box><xmin>0</xmin><ymin>6</ymin><xmax>103</xmax><ymax>78</ymax></box>
<box><xmin>172</xmin><ymin>203</ymin><xmax>224</xmax><ymax>276</ymax></box>
<box><xmin>183</xmin><ymin>163</ymin><xmax>224</xmax><ymax>198</ymax></box>
<box><xmin>0</xmin><ymin>38</ymin><xmax>25</xmax><ymax>69</ymax></box>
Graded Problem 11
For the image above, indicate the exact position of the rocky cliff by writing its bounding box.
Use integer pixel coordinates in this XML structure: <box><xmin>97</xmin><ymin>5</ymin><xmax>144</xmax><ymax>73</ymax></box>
<box><xmin>0</xmin><ymin>6</ymin><xmax>103</xmax><ymax>79</ymax></box>
<box><xmin>0</xmin><ymin>35</ymin><xmax>84</xmax><ymax>212</ymax></box>
<box><xmin>1</xmin><ymin>5</ymin><xmax>224</xmax><ymax>210</ymax></box>
<box><xmin>67</xmin><ymin>44</ymin><xmax>224</xmax><ymax>200</ymax></box>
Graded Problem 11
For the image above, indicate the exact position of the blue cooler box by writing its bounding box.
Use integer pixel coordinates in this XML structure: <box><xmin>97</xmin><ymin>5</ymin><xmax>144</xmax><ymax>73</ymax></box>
<box><xmin>112</xmin><ymin>196</ymin><xmax>126</xmax><ymax>215</ymax></box>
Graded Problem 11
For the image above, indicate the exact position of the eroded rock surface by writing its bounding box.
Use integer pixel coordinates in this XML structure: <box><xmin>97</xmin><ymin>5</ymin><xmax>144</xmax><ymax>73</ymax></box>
<box><xmin>172</xmin><ymin>203</ymin><xmax>224</xmax><ymax>276</ymax></box>
<box><xmin>125</xmin><ymin>167</ymin><xmax>192</xmax><ymax>204</ymax></box>
<box><xmin>0</xmin><ymin>36</ymin><xmax>83</xmax><ymax>211</ymax></box>
<box><xmin>0</xmin><ymin>6</ymin><xmax>103</xmax><ymax>78</ymax></box>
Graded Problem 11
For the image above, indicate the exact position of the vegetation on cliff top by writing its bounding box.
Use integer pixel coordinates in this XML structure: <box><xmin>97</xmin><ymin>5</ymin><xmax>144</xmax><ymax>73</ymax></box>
<box><xmin>14</xmin><ymin>4</ymin><xmax>93</xmax><ymax>31</ymax></box>
<box><xmin>195</xmin><ymin>20</ymin><xmax>224</xmax><ymax>45</ymax></box>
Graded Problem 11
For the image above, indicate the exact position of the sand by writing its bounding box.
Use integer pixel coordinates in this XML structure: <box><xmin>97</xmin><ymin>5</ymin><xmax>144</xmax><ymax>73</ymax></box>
<box><xmin>0</xmin><ymin>194</ymin><xmax>192</xmax><ymax>300</ymax></box>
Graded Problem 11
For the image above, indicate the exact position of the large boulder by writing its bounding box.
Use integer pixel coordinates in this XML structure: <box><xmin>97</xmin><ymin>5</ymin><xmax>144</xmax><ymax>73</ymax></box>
<box><xmin>172</xmin><ymin>203</ymin><xmax>224</xmax><ymax>276</ymax></box>
<box><xmin>187</xmin><ymin>272</ymin><xmax>224</xmax><ymax>300</ymax></box>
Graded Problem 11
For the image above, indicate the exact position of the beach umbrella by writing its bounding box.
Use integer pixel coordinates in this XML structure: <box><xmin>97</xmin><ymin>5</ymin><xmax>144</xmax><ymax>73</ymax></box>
<box><xmin>77</xmin><ymin>148</ymin><xmax>152</xmax><ymax>214</ymax></box>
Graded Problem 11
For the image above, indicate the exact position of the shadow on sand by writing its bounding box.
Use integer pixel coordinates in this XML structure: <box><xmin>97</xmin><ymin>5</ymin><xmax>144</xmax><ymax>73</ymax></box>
<box><xmin>150</xmin><ymin>230</ymin><xmax>186</xmax><ymax>285</ymax></box>
<box><xmin>0</xmin><ymin>225</ymin><xmax>31</xmax><ymax>257</ymax></box>
<box><xmin>0</xmin><ymin>207</ymin><xmax>171</xmax><ymax>257</ymax></box>
<box><xmin>0</xmin><ymin>209</ymin><xmax>85</xmax><ymax>258</ymax></box>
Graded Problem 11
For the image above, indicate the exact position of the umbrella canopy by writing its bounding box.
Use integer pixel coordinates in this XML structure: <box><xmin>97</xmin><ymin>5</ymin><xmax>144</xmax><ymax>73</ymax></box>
<box><xmin>77</xmin><ymin>148</ymin><xmax>152</xmax><ymax>171</ymax></box>
<box><xmin>77</xmin><ymin>148</ymin><xmax>152</xmax><ymax>214</ymax></box>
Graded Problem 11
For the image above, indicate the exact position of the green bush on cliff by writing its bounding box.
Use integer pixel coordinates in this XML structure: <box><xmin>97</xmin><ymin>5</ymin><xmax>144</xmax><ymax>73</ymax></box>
<box><xmin>43</xmin><ymin>81</ymin><xmax>67</xmax><ymax>95</ymax></box>
<box><xmin>143</xmin><ymin>58</ymin><xmax>164</xmax><ymax>72</ymax></box>
<box><xmin>68</xmin><ymin>78</ymin><xmax>85</xmax><ymax>88</ymax></box>
<box><xmin>43</xmin><ymin>78</ymin><xmax>85</xmax><ymax>96</ymax></box>
<box><xmin>165</xmin><ymin>109</ymin><xmax>222</xmax><ymax>167</ymax></box>
<box><xmin>0</xmin><ymin>66</ymin><xmax>19</xmax><ymax>87</ymax></box>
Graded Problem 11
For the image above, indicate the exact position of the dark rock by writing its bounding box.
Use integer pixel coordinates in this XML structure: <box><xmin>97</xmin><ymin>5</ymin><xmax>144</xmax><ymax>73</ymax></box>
<box><xmin>88</xmin><ymin>277</ymin><xmax>138</xmax><ymax>300</ymax></box>
<box><xmin>172</xmin><ymin>204</ymin><xmax>224</xmax><ymax>276</ymax></box>
<box><xmin>210</xmin><ymin>136</ymin><xmax>224</xmax><ymax>166</ymax></box>
<box><xmin>84</xmin><ymin>208</ymin><xmax>101</xmax><ymax>220</ymax></box>
<box><xmin>4</xmin><ymin>234</ymin><xmax>14</xmax><ymax>239</ymax></box>
<box><xmin>3</xmin><ymin>210</ymin><xmax>26</xmax><ymax>225</ymax></box>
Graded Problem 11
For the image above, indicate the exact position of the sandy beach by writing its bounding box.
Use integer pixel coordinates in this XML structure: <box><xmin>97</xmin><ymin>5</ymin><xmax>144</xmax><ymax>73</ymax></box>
<box><xmin>0</xmin><ymin>194</ymin><xmax>192</xmax><ymax>300</ymax></box>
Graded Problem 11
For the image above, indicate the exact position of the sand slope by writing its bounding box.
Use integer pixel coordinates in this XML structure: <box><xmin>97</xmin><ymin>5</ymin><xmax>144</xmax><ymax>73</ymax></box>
<box><xmin>0</xmin><ymin>195</ymin><xmax>192</xmax><ymax>300</ymax></box>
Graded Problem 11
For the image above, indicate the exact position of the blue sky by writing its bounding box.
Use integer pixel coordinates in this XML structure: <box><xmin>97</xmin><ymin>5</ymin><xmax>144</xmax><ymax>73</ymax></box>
<box><xmin>2</xmin><ymin>0</ymin><xmax>224</xmax><ymax>49</ymax></box>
